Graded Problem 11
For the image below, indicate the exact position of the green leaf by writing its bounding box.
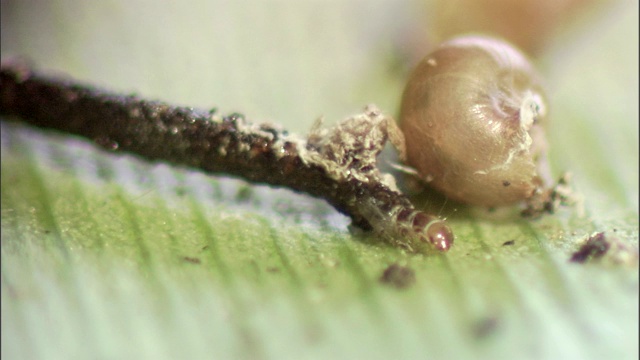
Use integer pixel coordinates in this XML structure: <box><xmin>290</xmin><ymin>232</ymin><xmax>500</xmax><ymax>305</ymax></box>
<box><xmin>2</xmin><ymin>1</ymin><xmax>637</xmax><ymax>360</ymax></box>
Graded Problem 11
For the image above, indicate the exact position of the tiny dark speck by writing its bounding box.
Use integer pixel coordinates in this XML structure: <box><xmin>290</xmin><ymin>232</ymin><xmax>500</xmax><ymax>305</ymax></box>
<box><xmin>502</xmin><ymin>180</ymin><xmax>511</xmax><ymax>187</ymax></box>
<box><xmin>379</xmin><ymin>263</ymin><xmax>415</xmax><ymax>289</ymax></box>
<box><xmin>183</xmin><ymin>256</ymin><xmax>201</xmax><ymax>264</ymax></box>
<box><xmin>174</xmin><ymin>186</ymin><xmax>187</xmax><ymax>196</ymax></box>
<box><xmin>570</xmin><ymin>232</ymin><xmax>610</xmax><ymax>263</ymax></box>
<box><xmin>235</xmin><ymin>186</ymin><xmax>254</xmax><ymax>203</ymax></box>
<box><xmin>502</xmin><ymin>240</ymin><xmax>515</xmax><ymax>246</ymax></box>
<box><xmin>473</xmin><ymin>317</ymin><xmax>500</xmax><ymax>339</ymax></box>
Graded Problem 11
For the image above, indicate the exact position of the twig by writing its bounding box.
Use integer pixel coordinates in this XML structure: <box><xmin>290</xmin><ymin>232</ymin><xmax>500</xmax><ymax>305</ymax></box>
<box><xmin>0</xmin><ymin>64</ymin><xmax>453</xmax><ymax>253</ymax></box>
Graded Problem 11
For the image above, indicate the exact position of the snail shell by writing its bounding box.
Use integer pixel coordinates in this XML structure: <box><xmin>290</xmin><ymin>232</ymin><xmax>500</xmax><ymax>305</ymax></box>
<box><xmin>399</xmin><ymin>35</ymin><xmax>548</xmax><ymax>207</ymax></box>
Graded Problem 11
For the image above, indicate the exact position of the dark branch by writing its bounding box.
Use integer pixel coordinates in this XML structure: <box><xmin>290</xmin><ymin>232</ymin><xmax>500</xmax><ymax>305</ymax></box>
<box><xmin>0</xmin><ymin>64</ymin><xmax>453</xmax><ymax>253</ymax></box>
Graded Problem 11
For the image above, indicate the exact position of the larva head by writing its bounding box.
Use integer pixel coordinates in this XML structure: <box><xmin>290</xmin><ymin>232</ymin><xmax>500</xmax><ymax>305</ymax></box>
<box><xmin>409</xmin><ymin>212</ymin><xmax>454</xmax><ymax>252</ymax></box>
<box><xmin>399</xmin><ymin>35</ymin><xmax>548</xmax><ymax>207</ymax></box>
<box><xmin>426</xmin><ymin>220</ymin><xmax>454</xmax><ymax>251</ymax></box>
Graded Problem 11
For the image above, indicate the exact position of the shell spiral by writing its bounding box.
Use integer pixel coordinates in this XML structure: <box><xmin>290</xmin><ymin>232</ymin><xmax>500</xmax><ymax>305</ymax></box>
<box><xmin>399</xmin><ymin>35</ymin><xmax>548</xmax><ymax>206</ymax></box>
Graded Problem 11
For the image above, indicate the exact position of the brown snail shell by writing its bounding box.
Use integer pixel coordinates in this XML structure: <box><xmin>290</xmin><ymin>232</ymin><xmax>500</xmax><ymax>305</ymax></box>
<box><xmin>399</xmin><ymin>35</ymin><xmax>548</xmax><ymax>207</ymax></box>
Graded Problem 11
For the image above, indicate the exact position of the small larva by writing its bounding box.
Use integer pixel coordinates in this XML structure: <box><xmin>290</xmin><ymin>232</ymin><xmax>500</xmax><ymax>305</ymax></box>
<box><xmin>399</xmin><ymin>35</ymin><xmax>549</xmax><ymax>207</ymax></box>
<box><xmin>357</xmin><ymin>196</ymin><xmax>453</xmax><ymax>252</ymax></box>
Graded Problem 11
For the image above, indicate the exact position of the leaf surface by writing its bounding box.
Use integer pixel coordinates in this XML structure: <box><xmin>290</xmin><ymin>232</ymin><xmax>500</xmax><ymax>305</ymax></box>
<box><xmin>1</xmin><ymin>2</ymin><xmax>638</xmax><ymax>360</ymax></box>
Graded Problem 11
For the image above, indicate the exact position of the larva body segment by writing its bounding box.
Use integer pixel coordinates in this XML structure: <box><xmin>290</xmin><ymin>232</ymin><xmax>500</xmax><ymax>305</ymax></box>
<box><xmin>399</xmin><ymin>35</ymin><xmax>548</xmax><ymax>207</ymax></box>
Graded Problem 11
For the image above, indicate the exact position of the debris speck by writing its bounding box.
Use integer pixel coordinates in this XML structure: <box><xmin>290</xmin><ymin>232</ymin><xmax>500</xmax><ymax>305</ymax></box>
<box><xmin>502</xmin><ymin>239</ymin><xmax>515</xmax><ymax>246</ymax></box>
<box><xmin>570</xmin><ymin>231</ymin><xmax>638</xmax><ymax>265</ymax></box>
<box><xmin>379</xmin><ymin>263</ymin><xmax>416</xmax><ymax>289</ymax></box>
<box><xmin>522</xmin><ymin>172</ymin><xmax>579</xmax><ymax>218</ymax></box>
<box><xmin>183</xmin><ymin>256</ymin><xmax>201</xmax><ymax>264</ymax></box>
<box><xmin>473</xmin><ymin>317</ymin><xmax>500</xmax><ymax>339</ymax></box>
<box><xmin>570</xmin><ymin>232</ymin><xmax>610</xmax><ymax>263</ymax></box>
